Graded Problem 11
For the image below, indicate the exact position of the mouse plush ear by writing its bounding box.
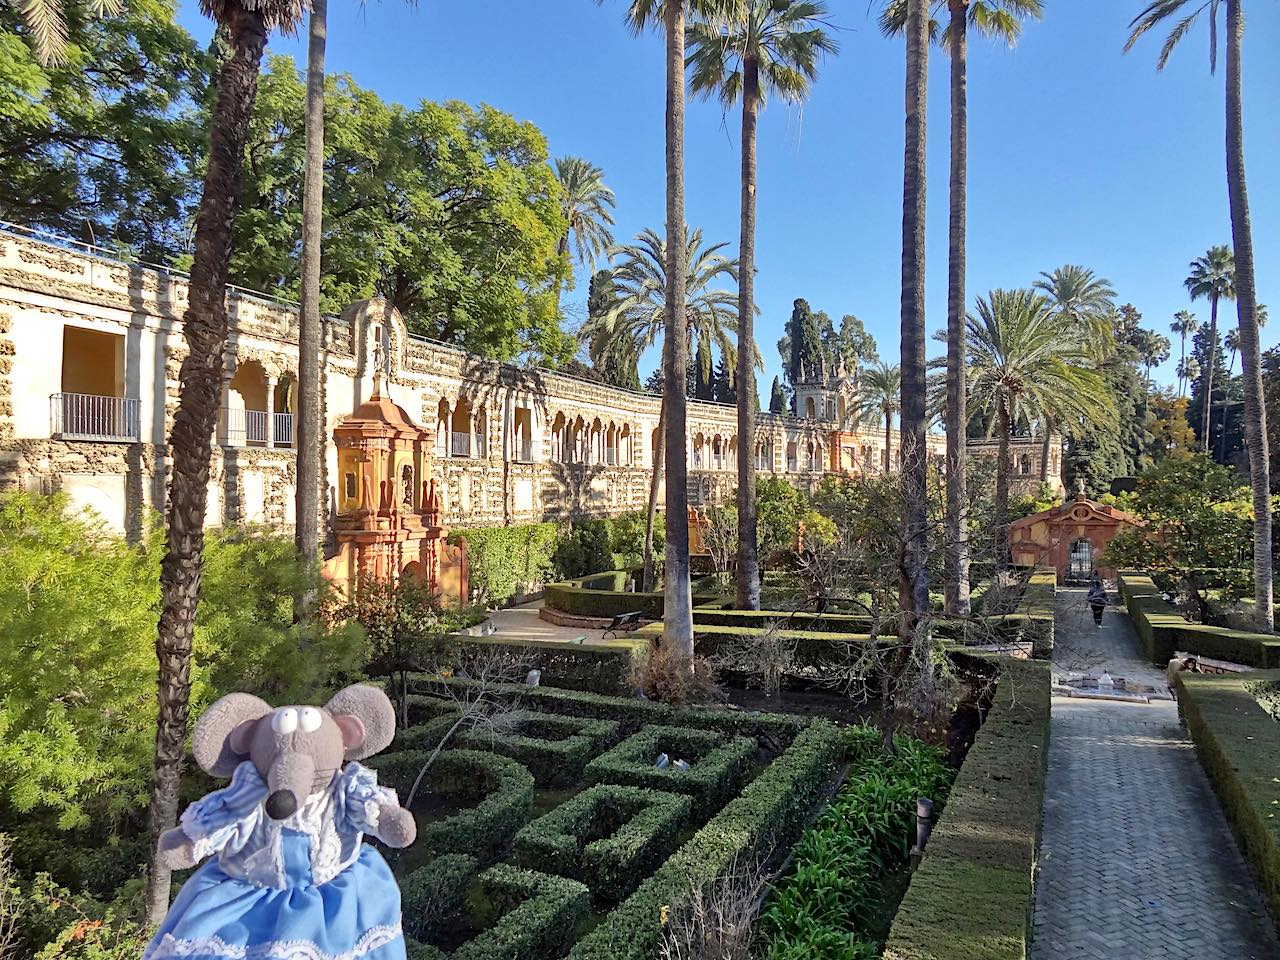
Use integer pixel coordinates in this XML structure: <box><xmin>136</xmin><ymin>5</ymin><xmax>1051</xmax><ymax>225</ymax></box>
<box><xmin>193</xmin><ymin>693</ymin><xmax>271</xmax><ymax>776</ymax></box>
<box><xmin>325</xmin><ymin>684</ymin><xmax>396</xmax><ymax>760</ymax></box>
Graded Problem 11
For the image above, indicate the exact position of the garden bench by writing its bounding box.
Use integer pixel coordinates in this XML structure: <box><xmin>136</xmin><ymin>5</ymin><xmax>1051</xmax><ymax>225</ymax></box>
<box><xmin>602</xmin><ymin>610</ymin><xmax>644</xmax><ymax>639</ymax></box>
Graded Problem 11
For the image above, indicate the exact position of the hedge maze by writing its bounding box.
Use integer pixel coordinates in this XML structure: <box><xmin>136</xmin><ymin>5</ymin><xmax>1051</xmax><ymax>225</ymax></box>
<box><xmin>373</xmin><ymin>678</ymin><xmax>843</xmax><ymax>960</ymax></box>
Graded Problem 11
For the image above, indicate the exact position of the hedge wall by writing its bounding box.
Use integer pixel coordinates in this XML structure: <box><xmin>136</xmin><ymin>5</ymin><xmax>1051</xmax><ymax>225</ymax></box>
<box><xmin>1118</xmin><ymin>571</ymin><xmax>1280</xmax><ymax>667</ymax></box>
<box><xmin>691</xmin><ymin>607</ymin><xmax>874</xmax><ymax>634</ymax></box>
<box><xmin>450</xmin><ymin>523</ymin><xmax>559</xmax><ymax>606</ymax></box>
<box><xmin>567</xmin><ymin>720</ymin><xmax>845</xmax><ymax>960</ymax></box>
<box><xmin>882</xmin><ymin>657</ymin><xmax>1052</xmax><ymax>960</ymax></box>
<box><xmin>1175</xmin><ymin>669</ymin><xmax>1280</xmax><ymax>923</ymax></box>
<box><xmin>448</xmin><ymin>633</ymin><xmax>645</xmax><ymax>696</ymax></box>
<box><xmin>452</xmin><ymin>710</ymin><xmax>621</xmax><ymax>785</ymax></box>
<box><xmin>544</xmin><ymin>569</ymin><xmax>720</xmax><ymax>620</ymax></box>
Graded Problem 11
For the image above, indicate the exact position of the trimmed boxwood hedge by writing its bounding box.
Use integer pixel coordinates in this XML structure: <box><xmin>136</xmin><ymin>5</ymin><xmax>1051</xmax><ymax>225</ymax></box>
<box><xmin>400</xmin><ymin>854</ymin><xmax>478</xmax><ymax>941</ymax></box>
<box><xmin>408</xmin><ymin>864</ymin><xmax>591</xmax><ymax>960</ymax></box>
<box><xmin>368</xmin><ymin>749</ymin><xmax>534</xmax><ymax>857</ymax></box>
<box><xmin>583</xmin><ymin>725</ymin><xmax>756</xmax><ymax>812</ymax></box>
<box><xmin>544</xmin><ymin>568</ymin><xmax>720</xmax><ymax>620</ymax></box>
<box><xmin>692</xmin><ymin>606</ymin><xmax>874</xmax><ymax>633</ymax></box>
<box><xmin>882</xmin><ymin>657</ymin><xmax>1051</xmax><ymax>960</ymax></box>
<box><xmin>452</xmin><ymin>710</ymin><xmax>620</xmax><ymax>785</ymax></box>
<box><xmin>567</xmin><ymin>720</ymin><xmax>845</xmax><ymax>960</ymax></box>
<box><xmin>513</xmin><ymin>783</ymin><xmax>692</xmax><ymax>899</ymax></box>
<box><xmin>404</xmin><ymin>673</ymin><xmax>807</xmax><ymax>741</ymax></box>
<box><xmin>1118</xmin><ymin>571</ymin><xmax>1280</xmax><ymax>667</ymax></box>
<box><xmin>1175</xmin><ymin>669</ymin><xmax>1280</xmax><ymax>923</ymax></box>
<box><xmin>450</xmin><ymin>633</ymin><xmax>645</xmax><ymax>696</ymax></box>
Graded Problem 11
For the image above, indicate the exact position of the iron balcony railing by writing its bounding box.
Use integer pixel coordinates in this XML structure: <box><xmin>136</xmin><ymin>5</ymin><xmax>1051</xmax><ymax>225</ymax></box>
<box><xmin>224</xmin><ymin>409</ymin><xmax>291</xmax><ymax>447</ymax></box>
<box><xmin>451</xmin><ymin>432</ymin><xmax>471</xmax><ymax>457</ymax></box>
<box><xmin>517</xmin><ymin>440</ymin><xmax>535</xmax><ymax>462</ymax></box>
<box><xmin>273</xmin><ymin>412</ymin><xmax>294</xmax><ymax>447</ymax></box>
<box><xmin>51</xmin><ymin>393</ymin><xmax>139</xmax><ymax>441</ymax></box>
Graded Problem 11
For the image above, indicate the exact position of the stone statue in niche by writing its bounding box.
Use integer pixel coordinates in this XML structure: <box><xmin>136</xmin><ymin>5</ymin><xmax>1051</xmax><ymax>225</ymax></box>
<box><xmin>401</xmin><ymin>464</ymin><xmax>414</xmax><ymax>508</ymax></box>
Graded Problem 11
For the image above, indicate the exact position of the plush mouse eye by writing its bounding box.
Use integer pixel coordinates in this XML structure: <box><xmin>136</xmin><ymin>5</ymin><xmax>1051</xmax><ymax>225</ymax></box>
<box><xmin>299</xmin><ymin>707</ymin><xmax>323</xmax><ymax>733</ymax></box>
<box><xmin>271</xmin><ymin>708</ymin><xmax>299</xmax><ymax>735</ymax></box>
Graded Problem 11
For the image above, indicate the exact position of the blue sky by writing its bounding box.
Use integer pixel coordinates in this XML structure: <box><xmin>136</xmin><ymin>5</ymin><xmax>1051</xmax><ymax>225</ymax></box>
<box><xmin>178</xmin><ymin>0</ymin><xmax>1280</xmax><ymax>398</ymax></box>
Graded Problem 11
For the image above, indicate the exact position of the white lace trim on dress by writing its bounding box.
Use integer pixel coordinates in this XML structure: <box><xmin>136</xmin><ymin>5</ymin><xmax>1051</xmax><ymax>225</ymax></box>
<box><xmin>143</xmin><ymin>921</ymin><xmax>403</xmax><ymax>960</ymax></box>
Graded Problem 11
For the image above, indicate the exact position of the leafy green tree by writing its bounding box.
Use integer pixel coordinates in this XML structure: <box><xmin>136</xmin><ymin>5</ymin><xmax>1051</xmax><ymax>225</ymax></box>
<box><xmin>224</xmin><ymin>59</ymin><xmax>571</xmax><ymax>361</ymax></box>
<box><xmin>967</xmin><ymin>289</ymin><xmax>1114</xmax><ymax>565</ymax></box>
<box><xmin>0</xmin><ymin>0</ymin><xmax>207</xmax><ymax>260</ymax></box>
<box><xmin>854</xmin><ymin>362</ymin><xmax>902</xmax><ymax>472</ymax></box>
<box><xmin>1183</xmin><ymin>244</ymin><xmax>1236</xmax><ymax>453</ymax></box>
<box><xmin>711</xmin><ymin>352</ymin><xmax>736</xmax><ymax>403</ymax></box>
<box><xmin>769</xmin><ymin>375</ymin><xmax>786</xmax><ymax>414</ymax></box>
<box><xmin>1103</xmin><ymin>456</ymin><xmax>1252</xmax><ymax>621</ymax></box>
<box><xmin>688</xmin><ymin>0</ymin><xmax>836</xmax><ymax>612</ymax></box>
<box><xmin>778</xmin><ymin>297</ymin><xmax>825</xmax><ymax>405</ymax></box>
<box><xmin>1171</xmin><ymin>309</ymin><xmax>1199</xmax><ymax>397</ymax></box>
<box><xmin>1187</xmin><ymin>324</ymin><xmax>1232</xmax><ymax>456</ymax></box>
<box><xmin>1216</xmin><ymin>305</ymin><xmax>1265</xmax><ymax>460</ymax></box>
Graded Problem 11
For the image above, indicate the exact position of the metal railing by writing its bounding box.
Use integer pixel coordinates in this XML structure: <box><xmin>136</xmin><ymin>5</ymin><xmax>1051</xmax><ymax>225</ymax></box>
<box><xmin>225</xmin><ymin>408</ymin><xmax>268</xmax><ymax>446</ymax></box>
<box><xmin>786</xmin><ymin>458</ymin><xmax>798</xmax><ymax>472</ymax></box>
<box><xmin>273</xmin><ymin>412</ymin><xmax>294</xmax><ymax>447</ymax></box>
<box><xmin>605</xmin><ymin>449</ymin><xmax>617</xmax><ymax>466</ymax></box>
<box><xmin>516</xmin><ymin>439</ymin><xmax>535</xmax><ymax>462</ymax></box>
<box><xmin>51</xmin><ymin>393</ymin><xmax>139</xmax><ymax>441</ymax></box>
<box><xmin>451</xmin><ymin>432</ymin><xmax>471</xmax><ymax>457</ymax></box>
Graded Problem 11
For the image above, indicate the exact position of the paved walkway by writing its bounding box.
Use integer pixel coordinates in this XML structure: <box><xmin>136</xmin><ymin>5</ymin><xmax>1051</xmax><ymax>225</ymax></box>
<box><xmin>482</xmin><ymin>601</ymin><xmax>613</xmax><ymax>645</ymax></box>
<box><xmin>1030</xmin><ymin>588</ymin><xmax>1279</xmax><ymax>960</ymax></box>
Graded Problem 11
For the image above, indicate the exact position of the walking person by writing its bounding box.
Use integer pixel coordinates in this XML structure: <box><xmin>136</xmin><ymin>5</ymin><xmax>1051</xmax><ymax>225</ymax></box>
<box><xmin>1086</xmin><ymin>576</ymin><xmax>1107</xmax><ymax>628</ymax></box>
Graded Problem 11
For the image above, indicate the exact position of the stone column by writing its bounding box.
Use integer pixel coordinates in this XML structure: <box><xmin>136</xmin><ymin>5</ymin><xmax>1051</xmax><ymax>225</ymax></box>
<box><xmin>218</xmin><ymin>370</ymin><xmax>234</xmax><ymax>446</ymax></box>
<box><xmin>265</xmin><ymin>375</ymin><xmax>277</xmax><ymax>448</ymax></box>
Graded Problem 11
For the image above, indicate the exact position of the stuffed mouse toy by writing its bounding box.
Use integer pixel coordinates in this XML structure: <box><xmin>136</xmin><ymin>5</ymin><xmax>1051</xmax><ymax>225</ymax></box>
<box><xmin>143</xmin><ymin>684</ymin><xmax>417</xmax><ymax>960</ymax></box>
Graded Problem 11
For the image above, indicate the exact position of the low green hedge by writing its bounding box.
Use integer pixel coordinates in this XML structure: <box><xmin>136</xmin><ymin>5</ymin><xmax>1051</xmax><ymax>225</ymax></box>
<box><xmin>405</xmin><ymin>673</ymin><xmax>806</xmax><ymax>741</ymax></box>
<box><xmin>368</xmin><ymin>749</ymin><xmax>534</xmax><ymax>858</ymax></box>
<box><xmin>408</xmin><ymin>864</ymin><xmax>591</xmax><ymax>960</ymax></box>
<box><xmin>584</xmin><ymin>725</ymin><xmax>756</xmax><ymax>813</ymax></box>
<box><xmin>882</xmin><ymin>657</ymin><xmax>1051</xmax><ymax>960</ymax></box>
<box><xmin>513</xmin><ymin>783</ymin><xmax>692</xmax><ymax>900</ymax></box>
<box><xmin>1175</xmin><ymin>669</ymin><xmax>1280</xmax><ymax>923</ymax></box>
<box><xmin>686</xmin><ymin>622</ymin><xmax>879</xmax><ymax>671</ymax></box>
<box><xmin>568</xmin><ymin>720</ymin><xmax>845</xmax><ymax>960</ymax></box>
<box><xmin>400</xmin><ymin>854</ymin><xmax>479</xmax><ymax>942</ymax></box>
<box><xmin>692</xmin><ymin>607</ymin><xmax>874</xmax><ymax>634</ymax></box>
<box><xmin>1118</xmin><ymin>571</ymin><xmax>1280</xmax><ymax>667</ymax></box>
<box><xmin>544</xmin><ymin>568</ymin><xmax>720</xmax><ymax>620</ymax></box>
<box><xmin>452</xmin><ymin>711</ymin><xmax>620</xmax><ymax>785</ymax></box>
<box><xmin>450</xmin><ymin>633</ymin><xmax>645</xmax><ymax>696</ymax></box>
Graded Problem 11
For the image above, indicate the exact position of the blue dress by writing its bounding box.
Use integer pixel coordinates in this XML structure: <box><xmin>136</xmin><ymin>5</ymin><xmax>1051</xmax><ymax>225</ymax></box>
<box><xmin>144</xmin><ymin>761</ymin><xmax>407</xmax><ymax>960</ymax></box>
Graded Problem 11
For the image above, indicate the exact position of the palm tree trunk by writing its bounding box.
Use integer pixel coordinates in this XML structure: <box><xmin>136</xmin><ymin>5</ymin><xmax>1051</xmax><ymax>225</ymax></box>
<box><xmin>1039</xmin><ymin>422</ymin><xmax>1051</xmax><ymax>483</ymax></box>
<box><xmin>644</xmin><ymin>400</ymin><xmax>665</xmax><ymax>593</ymax></box>
<box><xmin>146</xmin><ymin>0</ymin><xmax>269</xmax><ymax>924</ymax></box>
<box><xmin>884</xmin><ymin>415</ymin><xmax>892</xmax><ymax>472</ymax></box>
<box><xmin>943</xmin><ymin>0</ymin><xmax>969</xmax><ymax>617</ymax></box>
<box><xmin>1202</xmin><ymin>295</ymin><xmax>1219</xmax><ymax>453</ymax></box>
<box><xmin>735</xmin><ymin>56</ymin><xmax>760</xmax><ymax>612</ymax></box>
<box><xmin>1216</xmin><ymin>349</ymin><xmax>1237</xmax><ymax>463</ymax></box>
<box><xmin>662</xmin><ymin>1</ymin><xmax>694</xmax><ymax>660</ymax></box>
<box><xmin>899</xmin><ymin>0</ymin><xmax>930</xmax><ymax>620</ymax></box>
<box><xmin>1225</xmin><ymin>0</ymin><xmax>1273</xmax><ymax>631</ymax></box>
<box><xmin>1178</xmin><ymin>333</ymin><xmax>1186</xmax><ymax>397</ymax></box>
<box><xmin>996</xmin><ymin>402</ymin><xmax>1011</xmax><ymax>570</ymax></box>
<box><xmin>295</xmin><ymin>0</ymin><xmax>326</xmax><ymax>603</ymax></box>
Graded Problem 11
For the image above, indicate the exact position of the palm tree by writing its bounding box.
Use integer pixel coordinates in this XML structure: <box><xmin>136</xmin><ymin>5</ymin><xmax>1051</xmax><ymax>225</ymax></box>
<box><xmin>10</xmin><ymin>0</ymin><xmax>121</xmax><ymax>66</ymax></box>
<box><xmin>855</xmin><ymin>362</ymin><xmax>903</xmax><ymax>472</ymax></box>
<box><xmin>1171</xmin><ymin>309</ymin><xmax>1199</xmax><ymax>396</ymax></box>
<box><xmin>882</xmin><ymin>0</ymin><xmax>1042</xmax><ymax>616</ymax></box>
<box><xmin>688</xmin><ymin>0</ymin><xmax>836</xmax><ymax>612</ymax></box>
<box><xmin>967</xmin><ymin>289</ymin><xmax>1114</xmax><ymax>567</ymax></box>
<box><xmin>583</xmin><ymin>227</ymin><xmax>741</xmax><ymax>591</ymax></box>
<box><xmin>1217</xmin><ymin>305</ymin><xmax>1266</xmax><ymax>460</ymax></box>
<box><xmin>295</xmin><ymin>0</ymin><xmax>326</xmax><ymax>605</ymax></box>
<box><xmin>1130</xmin><ymin>0</ymin><xmax>1271</xmax><ymax>629</ymax></box>
<box><xmin>146</xmin><ymin>0</ymin><xmax>307</xmax><ymax>923</ymax></box>
<box><xmin>554</xmin><ymin>156</ymin><xmax>617</xmax><ymax>279</ymax></box>
<box><xmin>1183</xmin><ymin>245</ymin><xmax>1236</xmax><ymax>453</ymax></box>
<box><xmin>1177</xmin><ymin>355</ymin><xmax>1201</xmax><ymax>395</ymax></box>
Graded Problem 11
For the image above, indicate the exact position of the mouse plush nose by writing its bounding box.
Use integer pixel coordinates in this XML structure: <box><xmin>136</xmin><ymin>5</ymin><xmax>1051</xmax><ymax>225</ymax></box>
<box><xmin>265</xmin><ymin>790</ymin><xmax>298</xmax><ymax>820</ymax></box>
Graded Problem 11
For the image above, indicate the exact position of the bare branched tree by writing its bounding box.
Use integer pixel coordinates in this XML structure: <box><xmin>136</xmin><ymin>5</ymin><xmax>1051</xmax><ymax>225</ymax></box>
<box><xmin>658</xmin><ymin>859</ymin><xmax>773</xmax><ymax>960</ymax></box>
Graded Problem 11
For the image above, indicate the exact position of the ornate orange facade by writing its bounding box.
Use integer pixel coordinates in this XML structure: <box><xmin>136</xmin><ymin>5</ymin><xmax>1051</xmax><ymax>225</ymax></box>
<box><xmin>324</xmin><ymin>372</ymin><xmax>468</xmax><ymax>605</ymax></box>
<box><xmin>1008</xmin><ymin>491</ymin><xmax>1142</xmax><ymax>584</ymax></box>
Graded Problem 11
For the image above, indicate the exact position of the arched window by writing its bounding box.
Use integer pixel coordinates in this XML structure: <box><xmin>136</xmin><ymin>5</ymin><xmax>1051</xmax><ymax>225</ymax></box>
<box><xmin>805</xmin><ymin>397</ymin><xmax>816</xmax><ymax>419</ymax></box>
<box><xmin>474</xmin><ymin>405</ymin><xmax>487</xmax><ymax>458</ymax></box>
<box><xmin>435</xmin><ymin>399</ymin><xmax>450</xmax><ymax>456</ymax></box>
<box><xmin>620</xmin><ymin>424</ymin><xmax>632</xmax><ymax>465</ymax></box>
<box><xmin>552</xmin><ymin>412</ymin><xmax>567</xmax><ymax>462</ymax></box>
<box><xmin>1019</xmin><ymin>453</ymin><xmax>1032</xmax><ymax>476</ymax></box>
<box><xmin>451</xmin><ymin>398</ymin><xmax>472</xmax><ymax>457</ymax></box>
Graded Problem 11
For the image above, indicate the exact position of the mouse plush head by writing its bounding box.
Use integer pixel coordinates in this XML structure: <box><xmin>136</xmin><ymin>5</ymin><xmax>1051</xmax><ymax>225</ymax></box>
<box><xmin>192</xmin><ymin>684</ymin><xmax>396</xmax><ymax>821</ymax></box>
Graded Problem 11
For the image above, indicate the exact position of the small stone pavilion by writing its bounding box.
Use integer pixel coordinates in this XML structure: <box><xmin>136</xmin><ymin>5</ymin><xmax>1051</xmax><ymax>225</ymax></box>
<box><xmin>324</xmin><ymin>366</ymin><xmax>468</xmax><ymax>605</ymax></box>
<box><xmin>1008</xmin><ymin>486</ymin><xmax>1143</xmax><ymax>584</ymax></box>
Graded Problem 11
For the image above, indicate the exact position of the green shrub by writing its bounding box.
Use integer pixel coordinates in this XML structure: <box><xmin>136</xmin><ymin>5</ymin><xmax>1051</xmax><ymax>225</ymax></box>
<box><xmin>450</xmin><ymin>865</ymin><xmax>590</xmax><ymax>960</ymax></box>
<box><xmin>882</xmin><ymin>657</ymin><xmax>1051</xmax><ymax>960</ymax></box>
<box><xmin>450</xmin><ymin>523</ymin><xmax>559</xmax><ymax>606</ymax></box>
<box><xmin>399</xmin><ymin>854</ymin><xmax>479</xmax><ymax>941</ymax></box>
<box><xmin>544</xmin><ymin>569</ymin><xmax>721</xmax><ymax>621</ymax></box>
<box><xmin>367</xmin><ymin>749</ymin><xmax>533</xmax><ymax>857</ymax></box>
<box><xmin>583</xmin><ymin>725</ymin><xmax>756</xmax><ymax>813</ymax></box>
<box><xmin>1175</xmin><ymin>670</ymin><xmax>1280</xmax><ymax>924</ymax></box>
<box><xmin>453</xmin><ymin>711</ymin><xmax>620</xmax><ymax>785</ymax></box>
<box><xmin>449</xmin><ymin>634</ymin><xmax>643</xmax><ymax>696</ymax></box>
<box><xmin>1118</xmin><ymin>572</ymin><xmax>1280</xmax><ymax>667</ymax></box>
<box><xmin>762</xmin><ymin>737</ymin><xmax>954</xmax><ymax>959</ymax></box>
<box><xmin>568</xmin><ymin>721</ymin><xmax>845</xmax><ymax>960</ymax></box>
<box><xmin>513</xmin><ymin>784</ymin><xmax>691</xmax><ymax>900</ymax></box>
<box><xmin>554</xmin><ymin>519</ymin><xmax>615</xmax><ymax>580</ymax></box>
